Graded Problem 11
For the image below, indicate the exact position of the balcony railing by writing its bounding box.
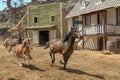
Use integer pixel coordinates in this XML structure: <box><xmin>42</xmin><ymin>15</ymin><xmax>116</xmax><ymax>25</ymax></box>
<box><xmin>83</xmin><ymin>24</ymin><xmax>120</xmax><ymax>35</ymax></box>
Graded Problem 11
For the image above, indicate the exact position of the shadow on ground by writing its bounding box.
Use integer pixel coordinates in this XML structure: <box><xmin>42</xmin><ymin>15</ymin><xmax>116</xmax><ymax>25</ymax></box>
<box><xmin>54</xmin><ymin>65</ymin><xmax>104</xmax><ymax>79</ymax></box>
<box><xmin>22</xmin><ymin>64</ymin><xmax>46</xmax><ymax>71</ymax></box>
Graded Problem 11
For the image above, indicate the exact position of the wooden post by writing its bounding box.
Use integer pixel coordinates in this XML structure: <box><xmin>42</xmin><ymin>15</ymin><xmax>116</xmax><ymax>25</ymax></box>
<box><xmin>82</xmin><ymin>16</ymin><xmax>85</xmax><ymax>50</ymax></box>
<box><xmin>103</xmin><ymin>11</ymin><xmax>107</xmax><ymax>50</ymax></box>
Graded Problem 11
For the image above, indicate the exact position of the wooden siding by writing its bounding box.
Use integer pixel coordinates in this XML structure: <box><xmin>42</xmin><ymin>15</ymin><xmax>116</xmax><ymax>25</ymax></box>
<box><xmin>61</xmin><ymin>10</ymin><xmax>69</xmax><ymax>37</ymax></box>
<box><xmin>107</xmin><ymin>8</ymin><xmax>116</xmax><ymax>25</ymax></box>
<box><xmin>28</xmin><ymin>3</ymin><xmax>61</xmax><ymax>38</ymax></box>
<box><xmin>84</xmin><ymin>37</ymin><xmax>98</xmax><ymax>50</ymax></box>
<box><xmin>49</xmin><ymin>30</ymin><xmax>56</xmax><ymax>40</ymax></box>
<box><xmin>91</xmin><ymin>14</ymin><xmax>97</xmax><ymax>25</ymax></box>
<box><xmin>32</xmin><ymin>30</ymin><xmax>39</xmax><ymax>45</ymax></box>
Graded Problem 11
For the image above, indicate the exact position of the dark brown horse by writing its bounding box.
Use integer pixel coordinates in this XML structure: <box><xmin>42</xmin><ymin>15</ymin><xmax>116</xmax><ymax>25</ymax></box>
<box><xmin>44</xmin><ymin>28</ymin><xmax>83</xmax><ymax>70</ymax></box>
<box><xmin>13</xmin><ymin>38</ymin><xmax>33</xmax><ymax>67</ymax></box>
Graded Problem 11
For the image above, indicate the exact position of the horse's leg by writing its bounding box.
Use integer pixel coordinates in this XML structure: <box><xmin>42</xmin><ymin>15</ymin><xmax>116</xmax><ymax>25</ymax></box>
<box><xmin>63</xmin><ymin>49</ymin><xmax>74</xmax><ymax>70</ymax></box>
<box><xmin>49</xmin><ymin>52</ymin><xmax>55</xmax><ymax>66</ymax></box>
<box><xmin>9</xmin><ymin>45</ymin><xmax>13</xmax><ymax>52</ymax></box>
<box><xmin>52</xmin><ymin>53</ymin><xmax>55</xmax><ymax>64</ymax></box>
<box><xmin>59</xmin><ymin>52</ymin><xmax>64</xmax><ymax>64</ymax></box>
<box><xmin>63</xmin><ymin>53</ymin><xmax>73</xmax><ymax>70</ymax></box>
<box><xmin>12</xmin><ymin>49</ymin><xmax>16</xmax><ymax>56</ymax></box>
<box><xmin>49</xmin><ymin>52</ymin><xmax>53</xmax><ymax>64</ymax></box>
<box><xmin>17</xmin><ymin>57</ymin><xmax>22</xmax><ymax>67</ymax></box>
<box><xmin>25</xmin><ymin>59</ymin><xmax>30</xmax><ymax>65</ymax></box>
<box><xmin>24</xmin><ymin>55</ymin><xmax>30</xmax><ymax>65</ymax></box>
<box><xmin>59</xmin><ymin>53</ymin><xmax>64</xmax><ymax>64</ymax></box>
<box><xmin>63</xmin><ymin>55</ymin><xmax>70</xmax><ymax>70</ymax></box>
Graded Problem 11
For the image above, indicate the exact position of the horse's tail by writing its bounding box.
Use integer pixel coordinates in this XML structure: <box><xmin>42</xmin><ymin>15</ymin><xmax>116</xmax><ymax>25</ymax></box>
<box><xmin>44</xmin><ymin>42</ymin><xmax>49</xmax><ymax>49</ymax></box>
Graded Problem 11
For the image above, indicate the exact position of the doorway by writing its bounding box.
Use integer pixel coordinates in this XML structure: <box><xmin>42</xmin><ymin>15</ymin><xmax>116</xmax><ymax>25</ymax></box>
<box><xmin>98</xmin><ymin>37</ymin><xmax>103</xmax><ymax>51</ymax></box>
<box><xmin>39</xmin><ymin>31</ymin><xmax>49</xmax><ymax>45</ymax></box>
<box><xmin>98</xmin><ymin>37</ymin><xmax>107</xmax><ymax>50</ymax></box>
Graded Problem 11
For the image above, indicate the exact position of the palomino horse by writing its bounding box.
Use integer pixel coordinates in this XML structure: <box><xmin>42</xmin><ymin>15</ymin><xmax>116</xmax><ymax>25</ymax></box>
<box><xmin>13</xmin><ymin>38</ymin><xmax>33</xmax><ymax>67</ymax></box>
<box><xmin>44</xmin><ymin>28</ymin><xmax>83</xmax><ymax>70</ymax></box>
<box><xmin>3</xmin><ymin>38</ymin><xmax>19</xmax><ymax>52</ymax></box>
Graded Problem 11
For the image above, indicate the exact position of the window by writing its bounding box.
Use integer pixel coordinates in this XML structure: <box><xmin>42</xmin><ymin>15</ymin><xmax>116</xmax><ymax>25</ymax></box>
<box><xmin>85</xmin><ymin>16</ymin><xmax>91</xmax><ymax>26</ymax></box>
<box><xmin>73</xmin><ymin>17</ymin><xmax>79</xmax><ymax>27</ymax></box>
<box><xmin>96</xmin><ymin>0</ymin><xmax>105</xmax><ymax>4</ymax></box>
<box><xmin>34</xmin><ymin>17</ymin><xmax>38</xmax><ymax>23</ymax></box>
<box><xmin>73</xmin><ymin>17</ymin><xmax>81</xmax><ymax>31</ymax></box>
<box><xmin>117</xmin><ymin>9</ymin><xmax>120</xmax><ymax>25</ymax></box>
<box><xmin>80</xmin><ymin>1</ymin><xmax>86</xmax><ymax>9</ymax></box>
<box><xmin>51</xmin><ymin>16</ymin><xmax>55</xmax><ymax>22</ymax></box>
<box><xmin>80</xmin><ymin>1</ymin><xmax>89</xmax><ymax>9</ymax></box>
<box><xmin>22</xmin><ymin>21</ymin><xmax>26</xmax><ymax>27</ymax></box>
<box><xmin>96</xmin><ymin>0</ymin><xmax>101</xmax><ymax>2</ymax></box>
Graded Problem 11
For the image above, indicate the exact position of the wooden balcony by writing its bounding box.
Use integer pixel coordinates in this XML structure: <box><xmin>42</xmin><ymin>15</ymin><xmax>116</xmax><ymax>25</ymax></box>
<box><xmin>83</xmin><ymin>24</ymin><xmax>120</xmax><ymax>36</ymax></box>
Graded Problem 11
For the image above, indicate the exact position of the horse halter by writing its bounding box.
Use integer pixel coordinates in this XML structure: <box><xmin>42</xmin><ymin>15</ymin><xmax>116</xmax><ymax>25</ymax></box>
<box><xmin>70</xmin><ymin>28</ymin><xmax>77</xmax><ymax>38</ymax></box>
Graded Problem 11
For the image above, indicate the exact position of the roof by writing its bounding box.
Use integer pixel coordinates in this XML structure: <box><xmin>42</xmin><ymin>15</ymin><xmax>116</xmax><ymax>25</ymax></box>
<box><xmin>25</xmin><ymin>25</ymin><xmax>56</xmax><ymax>30</ymax></box>
<box><xmin>66</xmin><ymin>0</ymin><xmax>120</xmax><ymax>18</ymax></box>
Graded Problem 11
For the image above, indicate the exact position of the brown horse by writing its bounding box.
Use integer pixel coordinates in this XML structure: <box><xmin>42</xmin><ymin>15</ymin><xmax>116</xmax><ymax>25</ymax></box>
<box><xmin>13</xmin><ymin>38</ymin><xmax>33</xmax><ymax>67</ymax></box>
<box><xmin>44</xmin><ymin>28</ymin><xmax>83</xmax><ymax>70</ymax></box>
<box><xmin>3</xmin><ymin>38</ymin><xmax>19</xmax><ymax>52</ymax></box>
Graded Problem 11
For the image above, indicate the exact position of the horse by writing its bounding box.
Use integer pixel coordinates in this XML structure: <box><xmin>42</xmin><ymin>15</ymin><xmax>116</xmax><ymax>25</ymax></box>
<box><xmin>3</xmin><ymin>38</ymin><xmax>11</xmax><ymax>49</ymax></box>
<box><xmin>13</xmin><ymin>38</ymin><xmax>33</xmax><ymax>67</ymax></box>
<box><xmin>3</xmin><ymin>38</ymin><xmax>19</xmax><ymax>52</ymax></box>
<box><xmin>44</xmin><ymin>33</ymin><xmax>69</xmax><ymax>53</ymax></box>
<box><xmin>44</xmin><ymin>27</ymin><xmax>83</xmax><ymax>70</ymax></box>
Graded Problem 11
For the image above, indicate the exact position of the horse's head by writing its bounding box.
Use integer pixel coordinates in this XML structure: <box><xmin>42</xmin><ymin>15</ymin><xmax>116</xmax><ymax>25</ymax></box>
<box><xmin>22</xmin><ymin>38</ymin><xmax>33</xmax><ymax>50</ymax></box>
<box><xmin>3</xmin><ymin>38</ymin><xmax>12</xmax><ymax>49</ymax></box>
<box><xmin>69</xmin><ymin>27</ymin><xmax>78</xmax><ymax>38</ymax></box>
<box><xmin>68</xmin><ymin>27</ymin><xmax>83</xmax><ymax>41</ymax></box>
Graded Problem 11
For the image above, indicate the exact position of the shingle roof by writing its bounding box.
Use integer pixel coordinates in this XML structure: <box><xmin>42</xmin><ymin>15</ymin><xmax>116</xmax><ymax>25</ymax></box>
<box><xmin>66</xmin><ymin>0</ymin><xmax>120</xmax><ymax>18</ymax></box>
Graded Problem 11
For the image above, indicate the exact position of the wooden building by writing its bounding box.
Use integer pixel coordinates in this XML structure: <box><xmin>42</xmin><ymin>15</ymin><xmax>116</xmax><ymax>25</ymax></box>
<box><xmin>26</xmin><ymin>3</ymin><xmax>68</xmax><ymax>45</ymax></box>
<box><xmin>66</xmin><ymin>0</ymin><xmax>120</xmax><ymax>51</ymax></box>
<box><xmin>8</xmin><ymin>2</ymin><xmax>68</xmax><ymax>46</ymax></box>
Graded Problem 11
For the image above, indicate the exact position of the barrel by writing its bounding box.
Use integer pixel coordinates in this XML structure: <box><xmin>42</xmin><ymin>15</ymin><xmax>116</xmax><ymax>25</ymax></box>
<box><xmin>107</xmin><ymin>40</ymin><xmax>117</xmax><ymax>51</ymax></box>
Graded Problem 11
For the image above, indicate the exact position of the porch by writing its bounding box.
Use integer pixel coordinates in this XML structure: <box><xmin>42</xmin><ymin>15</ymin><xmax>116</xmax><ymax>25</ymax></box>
<box><xmin>83</xmin><ymin>24</ymin><xmax>120</xmax><ymax>36</ymax></box>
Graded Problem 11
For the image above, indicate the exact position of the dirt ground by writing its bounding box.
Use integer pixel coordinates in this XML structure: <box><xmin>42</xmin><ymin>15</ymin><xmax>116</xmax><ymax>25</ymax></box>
<box><xmin>0</xmin><ymin>45</ymin><xmax>120</xmax><ymax>80</ymax></box>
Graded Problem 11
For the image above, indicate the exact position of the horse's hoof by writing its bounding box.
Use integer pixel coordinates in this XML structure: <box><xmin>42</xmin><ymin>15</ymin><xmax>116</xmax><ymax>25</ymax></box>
<box><xmin>50</xmin><ymin>64</ymin><xmax>53</xmax><ymax>67</ymax></box>
<box><xmin>59</xmin><ymin>60</ymin><xmax>64</xmax><ymax>64</ymax></box>
<box><xmin>63</xmin><ymin>68</ymin><xmax>67</xmax><ymax>70</ymax></box>
<box><xmin>19</xmin><ymin>63</ymin><xmax>23</xmax><ymax>67</ymax></box>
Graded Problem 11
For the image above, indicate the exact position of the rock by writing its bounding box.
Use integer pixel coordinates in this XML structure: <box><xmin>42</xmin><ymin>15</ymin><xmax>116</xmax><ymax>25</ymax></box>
<box><xmin>101</xmin><ymin>50</ymin><xmax>112</xmax><ymax>55</ymax></box>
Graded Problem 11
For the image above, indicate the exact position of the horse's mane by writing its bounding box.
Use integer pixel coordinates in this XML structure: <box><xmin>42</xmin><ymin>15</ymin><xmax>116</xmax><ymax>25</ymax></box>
<box><xmin>62</xmin><ymin>32</ymin><xmax>71</xmax><ymax>43</ymax></box>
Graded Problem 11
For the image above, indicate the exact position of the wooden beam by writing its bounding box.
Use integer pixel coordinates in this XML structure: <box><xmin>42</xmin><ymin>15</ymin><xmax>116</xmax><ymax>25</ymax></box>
<box><xmin>82</xmin><ymin>10</ymin><xmax>107</xmax><ymax>16</ymax></box>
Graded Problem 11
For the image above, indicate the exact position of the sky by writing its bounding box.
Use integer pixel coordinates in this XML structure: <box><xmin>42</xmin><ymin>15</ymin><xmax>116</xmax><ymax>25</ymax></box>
<box><xmin>0</xmin><ymin>0</ymin><xmax>31</xmax><ymax>11</ymax></box>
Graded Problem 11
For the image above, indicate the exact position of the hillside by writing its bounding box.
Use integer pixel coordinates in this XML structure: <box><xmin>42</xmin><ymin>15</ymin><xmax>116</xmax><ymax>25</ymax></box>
<box><xmin>0</xmin><ymin>0</ymin><xmax>78</xmax><ymax>28</ymax></box>
<box><xmin>0</xmin><ymin>5</ymin><xmax>26</xmax><ymax>28</ymax></box>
